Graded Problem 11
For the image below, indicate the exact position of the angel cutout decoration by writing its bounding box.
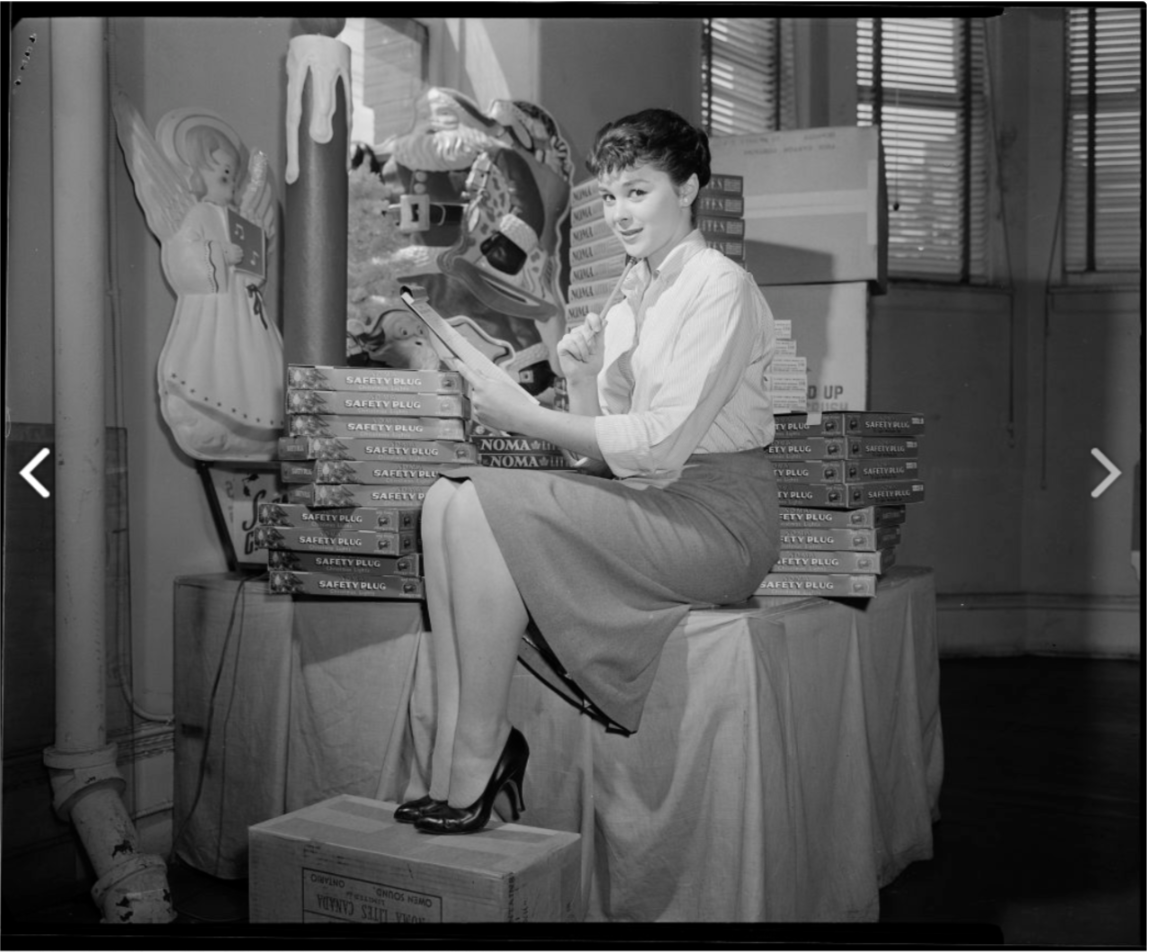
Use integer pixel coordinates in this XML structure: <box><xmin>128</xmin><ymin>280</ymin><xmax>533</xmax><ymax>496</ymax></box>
<box><xmin>113</xmin><ymin>93</ymin><xmax>284</xmax><ymax>461</ymax></box>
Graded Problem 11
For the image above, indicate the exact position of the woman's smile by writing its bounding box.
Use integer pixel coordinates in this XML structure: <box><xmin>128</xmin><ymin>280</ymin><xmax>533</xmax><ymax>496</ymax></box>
<box><xmin>598</xmin><ymin>162</ymin><xmax>695</xmax><ymax>272</ymax></box>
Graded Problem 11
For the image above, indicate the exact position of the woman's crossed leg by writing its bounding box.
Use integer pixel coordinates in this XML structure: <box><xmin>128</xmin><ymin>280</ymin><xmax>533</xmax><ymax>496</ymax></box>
<box><xmin>420</xmin><ymin>477</ymin><xmax>530</xmax><ymax>809</ymax></box>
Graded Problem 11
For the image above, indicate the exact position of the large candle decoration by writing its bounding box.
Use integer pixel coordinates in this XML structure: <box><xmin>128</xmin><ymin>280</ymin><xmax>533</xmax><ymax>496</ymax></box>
<box><xmin>284</xmin><ymin>20</ymin><xmax>351</xmax><ymax>366</ymax></box>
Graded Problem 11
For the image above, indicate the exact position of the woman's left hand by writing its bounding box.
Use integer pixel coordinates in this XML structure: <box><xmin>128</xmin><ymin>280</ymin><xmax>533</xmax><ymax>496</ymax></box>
<box><xmin>455</xmin><ymin>362</ymin><xmax>536</xmax><ymax>434</ymax></box>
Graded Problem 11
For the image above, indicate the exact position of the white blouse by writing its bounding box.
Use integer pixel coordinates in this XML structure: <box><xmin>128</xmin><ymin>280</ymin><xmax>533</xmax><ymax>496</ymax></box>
<box><xmin>593</xmin><ymin>230</ymin><xmax>776</xmax><ymax>480</ymax></box>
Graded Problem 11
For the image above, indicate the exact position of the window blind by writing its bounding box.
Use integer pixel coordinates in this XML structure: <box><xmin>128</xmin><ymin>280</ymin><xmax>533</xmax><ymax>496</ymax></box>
<box><xmin>702</xmin><ymin>18</ymin><xmax>796</xmax><ymax>135</ymax></box>
<box><xmin>1064</xmin><ymin>7</ymin><xmax>1142</xmax><ymax>273</ymax></box>
<box><xmin>857</xmin><ymin>18</ymin><xmax>990</xmax><ymax>282</ymax></box>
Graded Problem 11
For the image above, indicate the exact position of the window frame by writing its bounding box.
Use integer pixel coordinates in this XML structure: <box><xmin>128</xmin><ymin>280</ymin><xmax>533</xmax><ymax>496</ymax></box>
<box><xmin>701</xmin><ymin>17</ymin><xmax>797</xmax><ymax>136</ymax></box>
<box><xmin>1061</xmin><ymin>6</ymin><xmax>1143</xmax><ymax>282</ymax></box>
<box><xmin>855</xmin><ymin>16</ymin><xmax>994</xmax><ymax>287</ymax></box>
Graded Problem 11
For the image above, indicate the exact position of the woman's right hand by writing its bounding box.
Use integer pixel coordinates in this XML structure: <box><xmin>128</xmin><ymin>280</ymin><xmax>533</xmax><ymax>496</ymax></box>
<box><xmin>557</xmin><ymin>310</ymin><xmax>606</xmax><ymax>383</ymax></box>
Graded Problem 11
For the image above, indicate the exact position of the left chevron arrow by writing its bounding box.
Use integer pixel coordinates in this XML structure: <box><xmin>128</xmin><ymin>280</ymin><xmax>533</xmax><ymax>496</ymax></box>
<box><xmin>20</xmin><ymin>447</ymin><xmax>51</xmax><ymax>498</ymax></box>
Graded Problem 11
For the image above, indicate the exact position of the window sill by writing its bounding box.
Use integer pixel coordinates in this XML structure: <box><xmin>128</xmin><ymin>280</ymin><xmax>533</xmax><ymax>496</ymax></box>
<box><xmin>885</xmin><ymin>278</ymin><xmax>1012</xmax><ymax>294</ymax></box>
<box><xmin>1053</xmin><ymin>272</ymin><xmax>1142</xmax><ymax>292</ymax></box>
<box><xmin>1048</xmin><ymin>283</ymin><xmax>1141</xmax><ymax>315</ymax></box>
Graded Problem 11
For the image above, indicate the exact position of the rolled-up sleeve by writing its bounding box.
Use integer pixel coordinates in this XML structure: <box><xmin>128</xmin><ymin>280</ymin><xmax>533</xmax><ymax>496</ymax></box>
<box><xmin>595</xmin><ymin>267</ymin><xmax>761</xmax><ymax>478</ymax></box>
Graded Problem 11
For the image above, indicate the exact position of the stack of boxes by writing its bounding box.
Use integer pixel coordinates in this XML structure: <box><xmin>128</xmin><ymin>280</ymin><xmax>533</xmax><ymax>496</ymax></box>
<box><xmin>257</xmin><ymin>364</ymin><xmax>476</xmax><ymax>600</ymax></box>
<box><xmin>699</xmin><ymin>173</ymin><xmax>814</xmax><ymax>415</ymax></box>
<box><xmin>704</xmin><ymin>127</ymin><xmax>923</xmax><ymax>601</ymax></box>
<box><xmin>565</xmin><ymin>171</ymin><xmax>748</xmax><ymax>329</ymax></box>
<box><xmin>767</xmin><ymin>318</ymin><xmax>808</xmax><ymax>416</ymax></box>
<box><xmin>697</xmin><ymin>173</ymin><xmax>746</xmax><ymax>264</ymax></box>
<box><xmin>472</xmin><ymin>435</ymin><xmax>573</xmax><ymax>471</ymax></box>
<box><xmin>565</xmin><ymin>178</ymin><xmax>627</xmax><ymax>327</ymax></box>
<box><xmin>759</xmin><ymin>411</ymin><xmax>926</xmax><ymax>598</ymax></box>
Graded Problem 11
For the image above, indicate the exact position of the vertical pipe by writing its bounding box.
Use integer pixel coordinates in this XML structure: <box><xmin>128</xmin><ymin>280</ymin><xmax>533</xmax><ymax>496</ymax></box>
<box><xmin>283</xmin><ymin>28</ymin><xmax>351</xmax><ymax>367</ymax></box>
<box><xmin>45</xmin><ymin>17</ymin><xmax>173</xmax><ymax>923</ymax></box>
<box><xmin>51</xmin><ymin>15</ymin><xmax>107</xmax><ymax>754</ymax></box>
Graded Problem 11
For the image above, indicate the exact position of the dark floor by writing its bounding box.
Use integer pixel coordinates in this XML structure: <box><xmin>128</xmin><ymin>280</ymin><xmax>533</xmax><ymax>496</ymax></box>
<box><xmin>878</xmin><ymin>655</ymin><xmax>1144</xmax><ymax>947</ymax></box>
<box><xmin>6</xmin><ymin>656</ymin><xmax>1145</xmax><ymax>945</ymax></box>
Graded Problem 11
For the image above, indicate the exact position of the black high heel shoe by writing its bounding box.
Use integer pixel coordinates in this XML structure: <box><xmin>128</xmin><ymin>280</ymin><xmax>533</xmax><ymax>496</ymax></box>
<box><xmin>414</xmin><ymin>728</ymin><xmax>529</xmax><ymax>835</ymax></box>
<box><xmin>393</xmin><ymin>794</ymin><xmax>447</xmax><ymax>824</ymax></box>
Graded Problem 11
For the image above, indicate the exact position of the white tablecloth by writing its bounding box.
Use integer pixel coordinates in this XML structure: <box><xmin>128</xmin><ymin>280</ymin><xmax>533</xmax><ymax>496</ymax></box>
<box><xmin>402</xmin><ymin>566</ymin><xmax>943</xmax><ymax>922</ymax></box>
<box><xmin>174</xmin><ymin>567</ymin><xmax>942</xmax><ymax>922</ymax></box>
<box><xmin>172</xmin><ymin>575</ymin><xmax>425</xmax><ymax>878</ymax></box>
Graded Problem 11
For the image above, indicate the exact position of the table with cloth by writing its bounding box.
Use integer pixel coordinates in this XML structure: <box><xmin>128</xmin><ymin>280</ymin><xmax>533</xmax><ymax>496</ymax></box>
<box><xmin>173</xmin><ymin>565</ymin><xmax>942</xmax><ymax>922</ymax></box>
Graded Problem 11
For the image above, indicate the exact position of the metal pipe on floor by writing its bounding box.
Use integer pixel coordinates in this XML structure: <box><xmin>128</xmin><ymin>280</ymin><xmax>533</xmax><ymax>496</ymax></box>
<box><xmin>42</xmin><ymin>16</ymin><xmax>174</xmax><ymax>924</ymax></box>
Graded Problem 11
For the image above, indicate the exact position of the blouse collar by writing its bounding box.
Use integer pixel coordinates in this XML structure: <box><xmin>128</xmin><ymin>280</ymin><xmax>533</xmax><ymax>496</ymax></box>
<box><xmin>623</xmin><ymin>229</ymin><xmax>708</xmax><ymax>294</ymax></box>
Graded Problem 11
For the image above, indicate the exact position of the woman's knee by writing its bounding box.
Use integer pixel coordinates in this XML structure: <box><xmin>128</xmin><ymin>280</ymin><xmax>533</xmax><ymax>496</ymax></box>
<box><xmin>443</xmin><ymin>480</ymin><xmax>484</xmax><ymax>533</ymax></box>
<box><xmin>443</xmin><ymin>481</ymin><xmax>504</xmax><ymax>554</ymax></box>
<box><xmin>424</xmin><ymin>478</ymin><xmax>464</xmax><ymax>530</ymax></box>
<box><xmin>425</xmin><ymin>477</ymin><xmax>461</xmax><ymax>513</ymax></box>
<box><xmin>422</xmin><ymin>479</ymin><xmax>466</xmax><ymax>558</ymax></box>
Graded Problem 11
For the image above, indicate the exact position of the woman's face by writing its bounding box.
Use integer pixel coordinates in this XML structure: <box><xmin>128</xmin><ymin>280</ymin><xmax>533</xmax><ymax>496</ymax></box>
<box><xmin>201</xmin><ymin>147</ymin><xmax>238</xmax><ymax>206</ymax></box>
<box><xmin>598</xmin><ymin>162</ymin><xmax>696</xmax><ymax>272</ymax></box>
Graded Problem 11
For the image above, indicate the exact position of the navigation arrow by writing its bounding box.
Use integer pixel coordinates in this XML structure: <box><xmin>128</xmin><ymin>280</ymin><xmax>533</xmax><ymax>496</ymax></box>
<box><xmin>1090</xmin><ymin>448</ymin><xmax>1121</xmax><ymax>499</ymax></box>
<box><xmin>20</xmin><ymin>447</ymin><xmax>51</xmax><ymax>499</ymax></box>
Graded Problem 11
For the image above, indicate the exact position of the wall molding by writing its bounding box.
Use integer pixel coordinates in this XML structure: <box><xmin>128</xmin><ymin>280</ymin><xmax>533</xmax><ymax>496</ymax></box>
<box><xmin>937</xmin><ymin>590</ymin><xmax>1141</xmax><ymax>659</ymax></box>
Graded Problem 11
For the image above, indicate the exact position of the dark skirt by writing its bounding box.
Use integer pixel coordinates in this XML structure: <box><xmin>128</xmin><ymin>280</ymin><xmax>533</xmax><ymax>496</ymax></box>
<box><xmin>439</xmin><ymin>448</ymin><xmax>780</xmax><ymax>732</ymax></box>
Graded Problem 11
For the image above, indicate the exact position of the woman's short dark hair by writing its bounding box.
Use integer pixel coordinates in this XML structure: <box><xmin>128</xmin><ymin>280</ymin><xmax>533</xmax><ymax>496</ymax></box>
<box><xmin>585</xmin><ymin>108</ymin><xmax>711</xmax><ymax>192</ymax></box>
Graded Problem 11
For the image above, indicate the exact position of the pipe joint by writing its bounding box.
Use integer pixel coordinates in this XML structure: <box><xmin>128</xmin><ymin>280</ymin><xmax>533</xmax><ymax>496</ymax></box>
<box><xmin>92</xmin><ymin>854</ymin><xmax>176</xmax><ymax>924</ymax></box>
<box><xmin>43</xmin><ymin>744</ymin><xmax>125</xmax><ymax>819</ymax></box>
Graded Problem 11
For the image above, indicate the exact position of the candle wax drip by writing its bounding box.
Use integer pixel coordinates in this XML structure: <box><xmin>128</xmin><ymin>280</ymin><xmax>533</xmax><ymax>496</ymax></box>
<box><xmin>285</xmin><ymin>34</ymin><xmax>351</xmax><ymax>185</ymax></box>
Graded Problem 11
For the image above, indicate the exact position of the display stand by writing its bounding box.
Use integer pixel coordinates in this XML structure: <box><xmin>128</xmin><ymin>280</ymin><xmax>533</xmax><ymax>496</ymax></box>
<box><xmin>174</xmin><ymin>567</ymin><xmax>940</xmax><ymax>923</ymax></box>
<box><xmin>172</xmin><ymin>574</ymin><xmax>425</xmax><ymax>878</ymax></box>
<box><xmin>403</xmin><ymin>565</ymin><xmax>942</xmax><ymax>922</ymax></box>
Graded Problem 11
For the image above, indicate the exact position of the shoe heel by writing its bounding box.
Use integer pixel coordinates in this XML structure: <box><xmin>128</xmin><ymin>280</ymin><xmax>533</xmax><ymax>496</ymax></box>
<box><xmin>415</xmin><ymin>727</ymin><xmax>528</xmax><ymax>835</ymax></box>
<box><xmin>503</xmin><ymin>765</ymin><xmax>527</xmax><ymax>819</ymax></box>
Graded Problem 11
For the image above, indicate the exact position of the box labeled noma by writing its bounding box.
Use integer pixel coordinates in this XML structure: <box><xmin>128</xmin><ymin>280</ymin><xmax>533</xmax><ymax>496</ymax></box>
<box><xmin>249</xmin><ymin>795</ymin><xmax>581</xmax><ymax>923</ymax></box>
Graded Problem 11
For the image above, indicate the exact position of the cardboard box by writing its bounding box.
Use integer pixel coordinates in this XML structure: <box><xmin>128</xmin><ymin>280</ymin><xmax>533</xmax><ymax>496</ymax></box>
<box><xmin>287</xmin><ymin>366</ymin><xmax>463</xmax><ymax>393</ymax></box>
<box><xmin>709</xmin><ymin>126</ymin><xmax>887</xmax><ymax>290</ymax></box>
<box><xmin>249</xmin><ymin>795</ymin><xmax>581</xmax><ymax>923</ymax></box>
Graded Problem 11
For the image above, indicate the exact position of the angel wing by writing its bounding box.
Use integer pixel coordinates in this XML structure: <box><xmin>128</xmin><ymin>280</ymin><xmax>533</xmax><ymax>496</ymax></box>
<box><xmin>238</xmin><ymin>149</ymin><xmax>278</xmax><ymax>247</ymax></box>
<box><xmin>112</xmin><ymin>91</ymin><xmax>196</xmax><ymax>242</ymax></box>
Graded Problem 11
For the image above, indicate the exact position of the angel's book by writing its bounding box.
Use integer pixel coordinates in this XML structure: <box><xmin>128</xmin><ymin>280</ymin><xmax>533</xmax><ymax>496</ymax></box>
<box><xmin>228</xmin><ymin>208</ymin><xmax>266</xmax><ymax>280</ymax></box>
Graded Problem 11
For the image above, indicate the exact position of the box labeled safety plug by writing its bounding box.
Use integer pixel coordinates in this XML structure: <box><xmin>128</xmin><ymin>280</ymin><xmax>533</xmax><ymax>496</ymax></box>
<box><xmin>249</xmin><ymin>795</ymin><xmax>581</xmax><ymax>923</ymax></box>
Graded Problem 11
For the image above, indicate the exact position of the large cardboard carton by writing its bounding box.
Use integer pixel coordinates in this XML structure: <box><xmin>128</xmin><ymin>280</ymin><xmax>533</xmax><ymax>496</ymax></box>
<box><xmin>249</xmin><ymin>795</ymin><xmax>581</xmax><ymax>923</ymax></box>
<box><xmin>710</xmin><ymin>126</ymin><xmax>888</xmax><ymax>291</ymax></box>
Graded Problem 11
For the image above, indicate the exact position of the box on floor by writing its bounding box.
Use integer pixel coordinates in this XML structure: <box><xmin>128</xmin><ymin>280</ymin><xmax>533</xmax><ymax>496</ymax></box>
<box><xmin>249</xmin><ymin>795</ymin><xmax>581</xmax><ymax>923</ymax></box>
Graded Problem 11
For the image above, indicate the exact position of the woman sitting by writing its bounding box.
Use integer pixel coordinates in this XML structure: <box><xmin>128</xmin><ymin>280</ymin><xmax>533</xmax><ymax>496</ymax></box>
<box><xmin>400</xmin><ymin>107</ymin><xmax>780</xmax><ymax>835</ymax></box>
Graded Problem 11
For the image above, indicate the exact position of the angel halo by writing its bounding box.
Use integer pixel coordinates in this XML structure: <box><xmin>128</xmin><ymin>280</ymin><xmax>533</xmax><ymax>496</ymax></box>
<box><xmin>114</xmin><ymin>94</ymin><xmax>284</xmax><ymax>461</ymax></box>
<box><xmin>156</xmin><ymin>107</ymin><xmax>247</xmax><ymax>196</ymax></box>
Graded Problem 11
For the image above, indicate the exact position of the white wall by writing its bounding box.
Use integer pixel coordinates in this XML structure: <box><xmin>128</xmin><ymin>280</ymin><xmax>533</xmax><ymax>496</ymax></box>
<box><xmin>109</xmin><ymin>18</ymin><xmax>296</xmax><ymax>718</ymax></box>
<box><xmin>7</xmin><ymin>17</ymin><xmax>55</xmax><ymax>424</ymax></box>
<box><xmin>536</xmin><ymin>18</ymin><xmax>702</xmax><ymax>178</ymax></box>
<box><xmin>820</xmin><ymin>9</ymin><xmax>1140</xmax><ymax>655</ymax></box>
